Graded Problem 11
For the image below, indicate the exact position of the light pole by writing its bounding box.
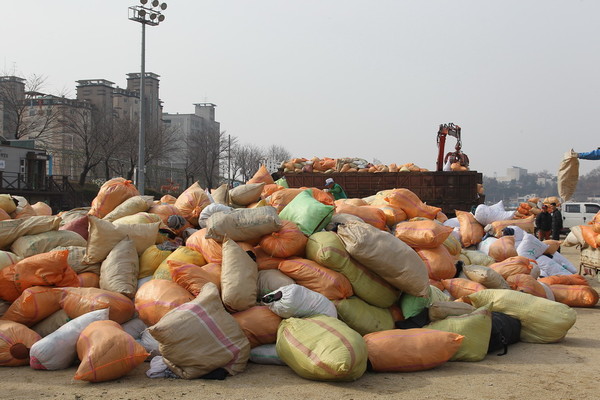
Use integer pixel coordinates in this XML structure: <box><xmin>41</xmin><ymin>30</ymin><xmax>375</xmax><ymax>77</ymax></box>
<box><xmin>128</xmin><ymin>0</ymin><xmax>167</xmax><ymax>194</ymax></box>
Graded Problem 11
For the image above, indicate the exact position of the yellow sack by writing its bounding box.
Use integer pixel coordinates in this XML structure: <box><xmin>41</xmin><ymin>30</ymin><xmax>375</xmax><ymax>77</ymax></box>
<box><xmin>424</xmin><ymin>304</ymin><xmax>492</xmax><ymax>362</ymax></box>
<box><xmin>467</xmin><ymin>289</ymin><xmax>577</xmax><ymax>343</ymax></box>
<box><xmin>276</xmin><ymin>314</ymin><xmax>367</xmax><ymax>381</ymax></box>
<box><xmin>153</xmin><ymin>246</ymin><xmax>205</xmax><ymax>280</ymax></box>
<box><xmin>139</xmin><ymin>245</ymin><xmax>172</xmax><ymax>279</ymax></box>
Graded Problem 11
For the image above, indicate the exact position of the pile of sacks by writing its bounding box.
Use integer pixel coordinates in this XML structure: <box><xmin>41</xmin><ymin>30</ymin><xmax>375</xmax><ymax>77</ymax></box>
<box><xmin>281</xmin><ymin>157</ymin><xmax>428</xmax><ymax>173</ymax></box>
<box><xmin>563</xmin><ymin>210</ymin><xmax>600</xmax><ymax>277</ymax></box>
<box><xmin>514</xmin><ymin>196</ymin><xmax>561</xmax><ymax>218</ymax></box>
<box><xmin>0</xmin><ymin>172</ymin><xmax>594</xmax><ymax>384</ymax></box>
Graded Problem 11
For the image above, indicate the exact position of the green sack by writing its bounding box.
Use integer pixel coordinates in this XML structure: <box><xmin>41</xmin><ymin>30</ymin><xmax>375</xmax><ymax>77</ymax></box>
<box><xmin>468</xmin><ymin>289</ymin><xmax>577</xmax><ymax>343</ymax></box>
<box><xmin>400</xmin><ymin>285</ymin><xmax>449</xmax><ymax>319</ymax></box>
<box><xmin>424</xmin><ymin>304</ymin><xmax>492</xmax><ymax>362</ymax></box>
<box><xmin>276</xmin><ymin>314</ymin><xmax>367</xmax><ymax>381</ymax></box>
<box><xmin>279</xmin><ymin>190</ymin><xmax>333</xmax><ymax>236</ymax></box>
<box><xmin>334</xmin><ymin>297</ymin><xmax>394</xmax><ymax>335</ymax></box>
<box><xmin>305</xmin><ymin>231</ymin><xmax>399</xmax><ymax>308</ymax></box>
<box><xmin>275</xmin><ymin>177</ymin><xmax>289</xmax><ymax>188</ymax></box>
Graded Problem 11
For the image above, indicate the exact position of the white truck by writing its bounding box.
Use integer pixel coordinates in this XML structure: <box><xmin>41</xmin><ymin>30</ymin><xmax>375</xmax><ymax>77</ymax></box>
<box><xmin>561</xmin><ymin>202</ymin><xmax>600</xmax><ymax>231</ymax></box>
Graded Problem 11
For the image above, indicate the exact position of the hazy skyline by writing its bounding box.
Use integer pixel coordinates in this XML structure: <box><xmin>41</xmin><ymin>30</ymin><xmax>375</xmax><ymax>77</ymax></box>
<box><xmin>3</xmin><ymin>1</ymin><xmax>599</xmax><ymax>178</ymax></box>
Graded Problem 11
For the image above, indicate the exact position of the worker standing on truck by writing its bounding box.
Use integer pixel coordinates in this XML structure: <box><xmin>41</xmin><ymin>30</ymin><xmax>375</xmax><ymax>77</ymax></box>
<box><xmin>324</xmin><ymin>178</ymin><xmax>347</xmax><ymax>200</ymax></box>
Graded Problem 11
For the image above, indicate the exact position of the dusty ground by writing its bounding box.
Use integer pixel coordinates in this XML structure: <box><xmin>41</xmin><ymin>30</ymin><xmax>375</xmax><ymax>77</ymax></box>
<box><xmin>1</xmin><ymin>246</ymin><xmax>598</xmax><ymax>400</ymax></box>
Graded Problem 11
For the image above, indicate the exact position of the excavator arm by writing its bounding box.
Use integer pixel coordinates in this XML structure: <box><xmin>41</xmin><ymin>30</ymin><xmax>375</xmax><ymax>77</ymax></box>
<box><xmin>436</xmin><ymin>123</ymin><xmax>469</xmax><ymax>171</ymax></box>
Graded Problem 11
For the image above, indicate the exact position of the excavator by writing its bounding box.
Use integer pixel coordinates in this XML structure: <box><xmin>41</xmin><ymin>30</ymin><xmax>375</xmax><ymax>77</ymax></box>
<box><xmin>436</xmin><ymin>122</ymin><xmax>470</xmax><ymax>172</ymax></box>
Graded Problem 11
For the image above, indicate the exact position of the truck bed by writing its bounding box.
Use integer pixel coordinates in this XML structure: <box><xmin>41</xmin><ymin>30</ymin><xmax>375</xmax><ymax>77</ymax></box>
<box><xmin>284</xmin><ymin>171</ymin><xmax>484</xmax><ymax>215</ymax></box>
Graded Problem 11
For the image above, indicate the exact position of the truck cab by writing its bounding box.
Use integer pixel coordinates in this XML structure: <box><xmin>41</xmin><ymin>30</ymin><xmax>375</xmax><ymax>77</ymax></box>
<box><xmin>561</xmin><ymin>202</ymin><xmax>600</xmax><ymax>230</ymax></box>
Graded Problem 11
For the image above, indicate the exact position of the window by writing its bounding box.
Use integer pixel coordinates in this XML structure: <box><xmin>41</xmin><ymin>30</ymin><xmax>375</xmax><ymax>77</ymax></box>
<box><xmin>585</xmin><ymin>204</ymin><xmax>600</xmax><ymax>213</ymax></box>
<box><xmin>19</xmin><ymin>159</ymin><xmax>25</xmax><ymax>174</ymax></box>
<box><xmin>565</xmin><ymin>204</ymin><xmax>580</xmax><ymax>213</ymax></box>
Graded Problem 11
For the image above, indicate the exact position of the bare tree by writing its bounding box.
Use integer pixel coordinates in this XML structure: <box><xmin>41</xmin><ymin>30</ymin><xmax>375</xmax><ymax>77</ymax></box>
<box><xmin>60</xmin><ymin>104</ymin><xmax>104</xmax><ymax>186</ymax></box>
<box><xmin>230</xmin><ymin>143</ymin><xmax>265</xmax><ymax>183</ymax></box>
<box><xmin>187</xmin><ymin>130</ymin><xmax>235</xmax><ymax>189</ymax></box>
<box><xmin>0</xmin><ymin>74</ymin><xmax>61</xmax><ymax>141</ymax></box>
<box><xmin>265</xmin><ymin>144</ymin><xmax>291</xmax><ymax>165</ymax></box>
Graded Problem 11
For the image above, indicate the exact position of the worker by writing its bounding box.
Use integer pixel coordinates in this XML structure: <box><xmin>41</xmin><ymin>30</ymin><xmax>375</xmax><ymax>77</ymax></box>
<box><xmin>577</xmin><ymin>148</ymin><xmax>600</xmax><ymax>160</ymax></box>
<box><xmin>324</xmin><ymin>178</ymin><xmax>347</xmax><ymax>200</ymax></box>
<box><xmin>535</xmin><ymin>205</ymin><xmax>552</xmax><ymax>240</ymax></box>
<box><xmin>550</xmin><ymin>202</ymin><xmax>563</xmax><ymax>242</ymax></box>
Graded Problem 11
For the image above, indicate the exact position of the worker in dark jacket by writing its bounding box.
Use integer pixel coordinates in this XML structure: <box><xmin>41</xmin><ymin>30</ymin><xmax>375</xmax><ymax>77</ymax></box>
<box><xmin>550</xmin><ymin>202</ymin><xmax>563</xmax><ymax>241</ymax></box>
<box><xmin>535</xmin><ymin>205</ymin><xmax>552</xmax><ymax>240</ymax></box>
<box><xmin>324</xmin><ymin>178</ymin><xmax>347</xmax><ymax>200</ymax></box>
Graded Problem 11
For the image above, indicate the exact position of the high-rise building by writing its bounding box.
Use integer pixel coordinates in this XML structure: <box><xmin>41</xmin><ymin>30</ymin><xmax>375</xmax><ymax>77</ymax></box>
<box><xmin>0</xmin><ymin>76</ymin><xmax>26</xmax><ymax>138</ymax></box>
<box><xmin>163</xmin><ymin>103</ymin><xmax>221</xmax><ymax>188</ymax></box>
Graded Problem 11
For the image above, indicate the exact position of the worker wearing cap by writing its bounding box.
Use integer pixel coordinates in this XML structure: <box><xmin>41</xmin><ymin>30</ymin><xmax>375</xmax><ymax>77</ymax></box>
<box><xmin>324</xmin><ymin>178</ymin><xmax>347</xmax><ymax>200</ymax></box>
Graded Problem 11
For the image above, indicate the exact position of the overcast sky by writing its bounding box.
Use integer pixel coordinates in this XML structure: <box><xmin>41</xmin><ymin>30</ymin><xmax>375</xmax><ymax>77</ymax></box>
<box><xmin>3</xmin><ymin>0</ymin><xmax>598</xmax><ymax>178</ymax></box>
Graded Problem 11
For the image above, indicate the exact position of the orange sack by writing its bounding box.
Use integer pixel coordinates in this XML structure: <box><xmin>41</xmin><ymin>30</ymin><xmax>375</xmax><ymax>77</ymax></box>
<box><xmin>185</xmin><ymin>228</ymin><xmax>223</xmax><ymax>264</ymax></box>
<box><xmin>456</xmin><ymin>210</ymin><xmax>484</xmax><ymax>247</ymax></box>
<box><xmin>78</xmin><ymin>272</ymin><xmax>100</xmax><ymax>288</ymax></box>
<box><xmin>549</xmin><ymin>284</ymin><xmax>600</xmax><ymax>307</ymax></box>
<box><xmin>247</xmin><ymin>165</ymin><xmax>275</xmax><ymax>185</ymax></box>
<box><xmin>0</xmin><ymin>320</ymin><xmax>41</xmax><ymax>366</ymax></box>
<box><xmin>89</xmin><ymin>177</ymin><xmax>140</xmax><ymax>219</ymax></box>
<box><xmin>169</xmin><ymin>260</ymin><xmax>222</xmax><ymax>296</ymax></box>
<box><xmin>385</xmin><ymin>189</ymin><xmax>441</xmax><ymax>220</ymax></box>
<box><xmin>416</xmin><ymin>246</ymin><xmax>457</xmax><ymax>281</ymax></box>
<box><xmin>134</xmin><ymin>279</ymin><xmax>194</xmax><ymax>326</ymax></box>
<box><xmin>1</xmin><ymin>286</ymin><xmax>62</xmax><ymax>326</ymax></box>
<box><xmin>489</xmin><ymin>256</ymin><xmax>534</xmax><ymax>280</ymax></box>
<box><xmin>75</xmin><ymin>320</ymin><xmax>148</xmax><ymax>382</ymax></box>
<box><xmin>231</xmin><ymin>306</ymin><xmax>282</xmax><ymax>348</ymax></box>
<box><xmin>278</xmin><ymin>257</ymin><xmax>353</xmax><ymax>300</ymax></box>
<box><xmin>0</xmin><ymin>250</ymin><xmax>79</xmax><ymax>302</ymax></box>
<box><xmin>488</xmin><ymin>236</ymin><xmax>518</xmax><ymax>262</ymax></box>
<box><xmin>395</xmin><ymin>220</ymin><xmax>453</xmax><ymax>249</ymax></box>
<box><xmin>253</xmin><ymin>246</ymin><xmax>286</xmax><ymax>271</ymax></box>
<box><xmin>538</xmin><ymin>274</ymin><xmax>589</xmax><ymax>286</ymax></box>
<box><xmin>442</xmin><ymin>278</ymin><xmax>486</xmax><ymax>299</ymax></box>
<box><xmin>506</xmin><ymin>274</ymin><xmax>547</xmax><ymax>298</ymax></box>
<box><xmin>334</xmin><ymin>203</ymin><xmax>387</xmax><ymax>231</ymax></box>
<box><xmin>58</xmin><ymin>287</ymin><xmax>135</xmax><ymax>324</ymax></box>
<box><xmin>258</xmin><ymin>220</ymin><xmax>307</xmax><ymax>258</ymax></box>
<box><xmin>364</xmin><ymin>328</ymin><xmax>464</xmax><ymax>372</ymax></box>
<box><xmin>174</xmin><ymin>182</ymin><xmax>211</xmax><ymax>226</ymax></box>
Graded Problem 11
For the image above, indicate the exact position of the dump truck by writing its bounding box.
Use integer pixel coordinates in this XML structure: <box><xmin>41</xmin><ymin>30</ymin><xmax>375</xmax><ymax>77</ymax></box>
<box><xmin>284</xmin><ymin>170</ymin><xmax>484</xmax><ymax>216</ymax></box>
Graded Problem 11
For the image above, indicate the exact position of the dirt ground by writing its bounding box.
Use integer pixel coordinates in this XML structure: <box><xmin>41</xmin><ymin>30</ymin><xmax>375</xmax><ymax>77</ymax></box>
<box><xmin>1</xmin><ymin>246</ymin><xmax>598</xmax><ymax>400</ymax></box>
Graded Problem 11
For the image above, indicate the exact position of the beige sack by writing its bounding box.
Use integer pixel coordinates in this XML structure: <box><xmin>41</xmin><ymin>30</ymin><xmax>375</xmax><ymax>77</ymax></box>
<box><xmin>337</xmin><ymin>221</ymin><xmax>429</xmax><ymax>297</ymax></box>
<box><xmin>84</xmin><ymin>216</ymin><xmax>160</xmax><ymax>264</ymax></box>
<box><xmin>148</xmin><ymin>282</ymin><xmax>250</xmax><ymax>379</ymax></box>
<box><xmin>558</xmin><ymin>150</ymin><xmax>579</xmax><ymax>202</ymax></box>
<box><xmin>11</xmin><ymin>230</ymin><xmax>87</xmax><ymax>258</ymax></box>
<box><xmin>0</xmin><ymin>216</ymin><xmax>61</xmax><ymax>249</ymax></box>
<box><xmin>428</xmin><ymin>301</ymin><xmax>476</xmax><ymax>321</ymax></box>
<box><xmin>211</xmin><ymin>184</ymin><xmax>230</xmax><ymax>205</ymax></box>
<box><xmin>229</xmin><ymin>183</ymin><xmax>265</xmax><ymax>206</ymax></box>
<box><xmin>462</xmin><ymin>264</ymin><xmax>510</xmax><ymax>289</ymax></box>
<box><xmin>221</xmin><ymin>239</ymin><xmax>258</xmax><ymax>312</ymax></box>
<box><xmin>103</xmin><ymin>196</ymin><xmax>154</xmax><ymax>222</ymax></box>
<box><xmin>100</xmin><ymin>237</ymin><xmax>139</xmax><ymax>299</ymax></box>
<box><xmin>258</xmin><ymin>269</ymin><xmax>295</xmax><ymax>298</ymax></box>
<box><xmin>205</xmin><ymin>206</ymin><xmax>282</xmax><ymax>243</ymax></box>
<box><xmin>52</xmin><ymin>246</ymin><xmax>99</xmax><ymax>274</ymax></box>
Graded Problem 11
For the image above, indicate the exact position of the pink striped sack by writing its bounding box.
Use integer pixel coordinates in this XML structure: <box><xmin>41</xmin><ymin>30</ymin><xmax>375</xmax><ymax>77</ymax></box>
<box><xmin>148</xmin><ymin>282</ymin><xmax>250</xmax><ymax>379</ymax></box>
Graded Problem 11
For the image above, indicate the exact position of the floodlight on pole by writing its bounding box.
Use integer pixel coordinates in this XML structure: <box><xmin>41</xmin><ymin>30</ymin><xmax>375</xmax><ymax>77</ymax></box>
<box><xmin>128</xmin><ymin>1</ymin><xmax>167</xmax><ymax>194</ymax></box>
